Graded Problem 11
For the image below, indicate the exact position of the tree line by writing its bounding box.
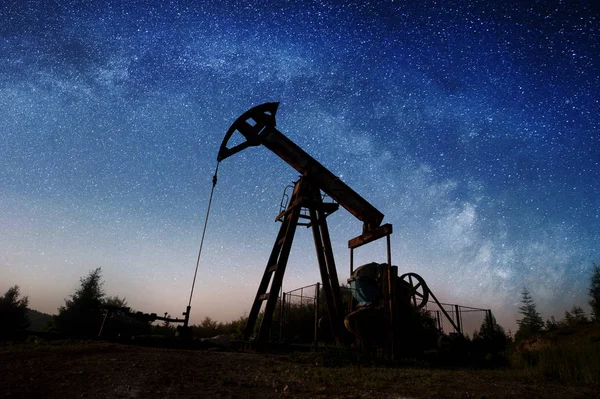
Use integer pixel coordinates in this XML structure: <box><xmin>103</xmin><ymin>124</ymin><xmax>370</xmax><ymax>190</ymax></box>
<box><xmin>514</xmin><ymin>263</ymin><xmax>600</xmax><ymax>342</ymax></box>
<box><xmin>0</xmin><ymin>268</ymin><xmax>247</xmax><ymax>340</ymax></box>
<box><xmin>2</xmin><ymin>263</ymin><xmax>599</xmax><ymax>343</ymax></box>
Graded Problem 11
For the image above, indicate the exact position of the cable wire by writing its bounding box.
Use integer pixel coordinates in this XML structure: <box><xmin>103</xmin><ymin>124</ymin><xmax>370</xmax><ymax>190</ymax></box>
<box><xmin>188</xmin><ymin>161</ymin><xmax>220</xmax><ymax>307</ymax></box>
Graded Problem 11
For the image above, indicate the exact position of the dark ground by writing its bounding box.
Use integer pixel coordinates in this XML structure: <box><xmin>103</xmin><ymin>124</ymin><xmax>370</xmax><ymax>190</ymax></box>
<box><xmin>1</xmin><ymin>341</ymin><xmax>599</xmax><ymax>399</ymax></box>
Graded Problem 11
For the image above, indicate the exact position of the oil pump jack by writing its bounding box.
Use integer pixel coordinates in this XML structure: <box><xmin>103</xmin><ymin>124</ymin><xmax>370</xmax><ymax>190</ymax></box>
<box><xmin>101</xmin><ymin>102</ymin><xmax>485</xmax><ymax>353</ymax></box>
<box><xmin>217</xmin><ymin>102</ymin><xmax>395</xmax><ymax>347</ymax></box>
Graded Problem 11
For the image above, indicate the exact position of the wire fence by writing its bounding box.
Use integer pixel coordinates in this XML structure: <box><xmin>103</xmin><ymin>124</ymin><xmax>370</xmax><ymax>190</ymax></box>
<box><xmin>277</xmin><ymin>282</ymin><xmax>493</xmax><ymax>344</ymax></box>
<box><xmin>279</xmin><ymin>284</ymin><xmax>320</xmax><ymax>344</ymax></box>
<box><xmin>423</xmin><ymin>301</ymin><xmax>491</xmax><ymax>338</ymax></box>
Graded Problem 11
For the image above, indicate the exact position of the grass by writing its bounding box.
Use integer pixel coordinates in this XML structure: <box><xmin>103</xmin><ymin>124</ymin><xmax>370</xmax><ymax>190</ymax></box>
<box><xmin>5</xmin><ymin>324</ymin><xmax>600</xmax><ymax>397</ymax></box>
<box><xmin>3</xmin><ymin>339</ymin><xmax>600</xmax><ymax>398</ymax></box>
<box><xmin>512</xmin><ymin>324</ymin><xmax>600</xmax><ymax>385</ymax></box>
<box><xmin>275</xmin><ymin>354</ymin><xmax>559</xmax><ymax>399</ymax></box>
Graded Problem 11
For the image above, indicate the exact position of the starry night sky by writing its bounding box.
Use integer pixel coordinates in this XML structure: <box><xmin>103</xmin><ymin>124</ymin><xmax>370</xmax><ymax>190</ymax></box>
<box><xmin>1</xmin><ymin>0</ymin><xmax>598</xmax><ymax>330</ymax></box>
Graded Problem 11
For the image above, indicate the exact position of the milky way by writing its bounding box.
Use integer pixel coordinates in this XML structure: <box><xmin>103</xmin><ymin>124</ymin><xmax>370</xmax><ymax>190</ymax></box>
<box><xmin>0</xmin><ymin>0</ymin><xmax>598</xmax><ymax>329</ymax></box>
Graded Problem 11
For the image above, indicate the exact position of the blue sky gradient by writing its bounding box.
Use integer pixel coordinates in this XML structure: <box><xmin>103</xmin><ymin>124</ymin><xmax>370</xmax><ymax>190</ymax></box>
<box><xmin>1</xmin><ymin>0</ymin><xmax>598</xmax><ymax>330</ymax></box>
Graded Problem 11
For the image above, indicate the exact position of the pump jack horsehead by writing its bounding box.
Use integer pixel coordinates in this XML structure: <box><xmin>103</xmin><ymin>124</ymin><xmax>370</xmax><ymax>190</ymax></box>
<box><xmin>217</xmin><ymin>102</ymin><xmax>458</xmax><ymax>355</ymax></box>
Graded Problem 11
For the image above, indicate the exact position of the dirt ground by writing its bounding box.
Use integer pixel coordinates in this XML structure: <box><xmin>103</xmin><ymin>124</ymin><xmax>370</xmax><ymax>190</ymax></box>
<box><xmin>1</xmin><ymin>341</ymin><xmax>599</xmax><ymax>399</ymax></box>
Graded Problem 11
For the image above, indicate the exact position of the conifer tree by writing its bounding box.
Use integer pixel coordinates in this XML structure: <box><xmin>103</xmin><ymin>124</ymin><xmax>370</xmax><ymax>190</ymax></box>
<box><xmin>544</xmin><ymin>316</ymin><xmax>558</xmax><ymax>331</ymax></box>
<box><xmin>473</xmin><ymin>311</ymin><xmax>509</xmax><ymax>351</ymax></box>
<box><xmin>515</xmin><ymin>287</ymin><xmax>544</xmax><ymax>342</ymax></box>
<box><xmin>476</xmin><ymin>312</ymin><xmax>505</xmax><ymax>340</ymax></box>
<box><xmin>54</xmin><ymin>268</ymin><xmax>105</xmax><ymax>337</ymax></box>
<box><xmin>563</xmin><ymin>305</ymin><xmax>588</xmax><ymax>326</ymax></box>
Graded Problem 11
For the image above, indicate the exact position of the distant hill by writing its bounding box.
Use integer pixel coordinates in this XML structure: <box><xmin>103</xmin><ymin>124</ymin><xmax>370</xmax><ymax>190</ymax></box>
<box><xmin>27</xmin><ymin>309</ymin><xmax>54</xmax><ymax>332</ymax></box>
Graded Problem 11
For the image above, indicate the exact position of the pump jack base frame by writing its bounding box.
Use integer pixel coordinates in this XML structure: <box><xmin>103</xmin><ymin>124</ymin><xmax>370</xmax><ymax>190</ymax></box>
<box><xmin>242</xmin><ymin>176</ymin><xmax>347</xmax><ymax>346</ymax></box>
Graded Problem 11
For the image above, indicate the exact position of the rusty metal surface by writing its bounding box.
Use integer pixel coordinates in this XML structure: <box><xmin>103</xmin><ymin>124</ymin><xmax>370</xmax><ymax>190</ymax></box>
<box><xmin>218</xmin><ymin>102</ymin><xmax>385</xmax><ymax>233</ymax></box>
<box><xmin>348</xmin><ymin>223</ymin><xmax>393</xmax><ymax>249</ymax></box>
<box><xmin>399</xmin><ymin>272</ymin><xmax>430</xmax><ymax>309</ymax></box>
<box><xmin>217</xmin><ymin>102</ymin><xmax>279</xmax><ymax>162</ymax></box>
<box><xmin>242</xmin><ymin>176</ymin><xmax>347</xmax><ymax>345</ymax></box>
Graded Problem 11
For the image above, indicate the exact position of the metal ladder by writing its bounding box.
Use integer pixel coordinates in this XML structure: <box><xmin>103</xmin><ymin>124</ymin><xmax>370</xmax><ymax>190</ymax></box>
<box><xmin>242</xmin><ymin>179</ymin><xmax>304</xmax><ymax>343</ymax></box>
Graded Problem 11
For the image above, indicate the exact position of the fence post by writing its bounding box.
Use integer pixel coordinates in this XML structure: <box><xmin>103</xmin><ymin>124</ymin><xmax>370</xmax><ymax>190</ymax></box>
<box><xmin>279</xmin><ymin>292</ymin><xmax>286</xmax><ymax>343</ymax></box>
<box><xmin>314</xmin><ymin>282</ymin><xmax>320</xmax><ymax>347</ymax></box>
<box><xmin>454</xmin><ymin>305</ymin><xmax>462</xmax><ymax>335</ymax></box>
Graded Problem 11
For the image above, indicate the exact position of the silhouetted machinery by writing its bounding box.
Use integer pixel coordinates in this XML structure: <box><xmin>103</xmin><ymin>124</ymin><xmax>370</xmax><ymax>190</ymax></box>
<box><xmin>218</xmin><ymin>103</ymin><xmax>462</xmax><ymax>356</ymax></box>
<box><xmin>345</xmin><ymin>263</ymin><xmax>461</xmax><ymax>354</ymax></box>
